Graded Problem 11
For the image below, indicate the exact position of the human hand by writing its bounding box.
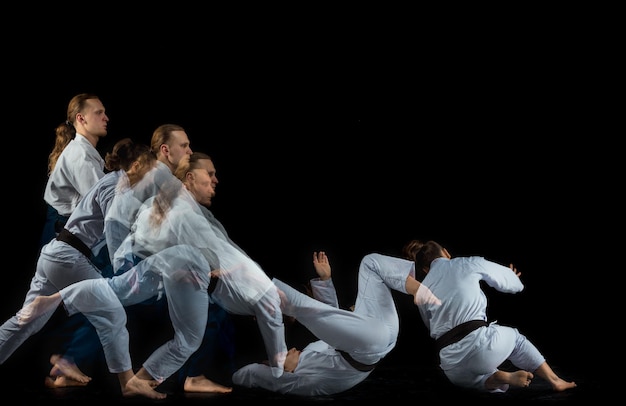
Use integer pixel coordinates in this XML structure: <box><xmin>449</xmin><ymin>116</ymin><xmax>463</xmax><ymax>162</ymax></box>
<box><xmin>313</xmin><ymin>251</ymin><xmax>331</xmax><ymax>281</ymax></box>
<box><xmin>283</xmin><ymin>348</ymin><xmax>300</xmax><ymax>373</ymax></box>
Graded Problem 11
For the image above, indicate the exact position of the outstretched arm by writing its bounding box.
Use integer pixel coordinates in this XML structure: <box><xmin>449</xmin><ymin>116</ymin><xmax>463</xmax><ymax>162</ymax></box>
<box><xmin>480</xmin><ymin>258</ymin><xmax>524</xmax><ymax>293</ymax></box>
<box><xmin>309</xmin><ymin>251</ymin><xmax>339</xmax><ymax>307</ymax></box>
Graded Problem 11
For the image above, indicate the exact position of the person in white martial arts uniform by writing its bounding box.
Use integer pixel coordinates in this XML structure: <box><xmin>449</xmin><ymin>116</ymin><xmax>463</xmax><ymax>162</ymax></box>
<box><xmin>108</xmin><ymin>130</ymin><xmax>236</xmax><ymax>394</ymax></box>
<box><xmin>14</xmin><ymin>243</ymin><xmax>215</xmax><ymax>399</ymax></box>
<box><xmin>20</xmin><ymin>154</ymin><xmax>282</xmax><ymax>399</ymax></box>
<box><xmin>171</xmin><ymin>153</ymin><xmax>287</xmax><ymax>380</ymax></box>
<box><xmin>123</xmin><ymin>124</ymin><xmax>235</xmax><ymax>394</ymax></box>
<box><xmin>36</xmin><ymin>93</ymin><xmax>110</xmax><ymax>386</ymax></box>
<box><xmin>0</xmin><ymin>139</ymin><xmax>155</xmax><ymax>384</ymax></box>
<box><xmin>54</xmin><ymin>131</ymin><xmax>233</xmax><ymax>396</ymax></box>
<box><xmin>12</xmin><ymin>164</ymin><xmax>204</xmax><ymax>399</ymax></box>
<box><xmin>29</xmin><ymin>135</ymin><xmax>185</xmax><ymax>391</ymax></box>
<box><xmin>40</xmin><ymin>93</ymin><xmax>109</xmax><ymax>249</ymax></box>
<box><xmin>55</xmin><ymin>130</ymin><xmax>230</xmax><ymax>396</ymax></box>
<box><xmin>231</xmin><ymin>250</ymin><xmax>440</xmax><ymax>397</ymax></box>
<box><xmin>19</xmin><ymin>157</ymin><xmax>286</xmax><ymax>399</ymax></box>
<box><xmin>411</xmin><ymin>239</ymin><xmax>577</xmax><ymax>393</ymax></box>
<box><xmin>171</xmin><ymin>152</ymin><xmax>238</xmax><ymax>390</ymax></box>
<box><xmin>117</xmin><ymin>158</ymin><xmax>287</xmax><ymax>385</ymax></box>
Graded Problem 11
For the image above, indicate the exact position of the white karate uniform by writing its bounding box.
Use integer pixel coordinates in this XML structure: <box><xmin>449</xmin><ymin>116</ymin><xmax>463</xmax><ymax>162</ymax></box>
<box><xmin>417</xmin><ymin>256</ymin><xmax>546</xmax><ymax>393</ymax></box>
<box><xmin>57</xmin><ymin>175</ymin><xmax>286</xmax><ymax>382</ymax></box>
<box><xmin>57</xmin><ymin>169</ymin><xmax>211</xmax><ymax>380</ymax></box>
<box><xmin>232</xmin><ymin>253</ymin><xmax>413</xmax><ymax>396</ymax></box>
<box><xmin>44</xmin><ymin>133</ymin><xmax>105</xmax><ymax>217</ymax></box>
<box><xmin>0</xmin><ymin>170</ymin><xmax>120</xmax><ymax>364</ymax></box>
<box><xmin>59</xmin><ymin>244</ymin><xmax>211</xmax><ymax>377</ymax></box>
<box><xmin>126</xmin><ymin>186</ymin><xmax>287</xmax><ymax>379</ymax></box>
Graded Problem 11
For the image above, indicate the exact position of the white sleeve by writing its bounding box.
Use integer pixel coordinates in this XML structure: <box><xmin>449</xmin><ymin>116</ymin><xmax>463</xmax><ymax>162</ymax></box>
<box><xmin>309</xmin><ymin>278</ymin><xmax>339</xmax><ymax>308</ymax></box>
<box><xmin>232</xmin><ymin>363</ymin><xmax>298</xmax><ymax>394</ymax></box>
<box><xmin>477</xmin><ymin>257</ymin><xmax>524</xmax><ymax>293</ymax></box>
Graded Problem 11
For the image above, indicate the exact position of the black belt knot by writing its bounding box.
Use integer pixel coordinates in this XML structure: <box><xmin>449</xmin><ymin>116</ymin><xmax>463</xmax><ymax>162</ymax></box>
<box><xmin>56</xmin><ymin>228</ymin><xmax>92</xmax><ymax>259</ymax></box>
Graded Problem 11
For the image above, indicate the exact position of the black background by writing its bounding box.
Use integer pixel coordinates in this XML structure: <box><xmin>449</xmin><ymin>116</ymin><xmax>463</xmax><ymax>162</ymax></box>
<box><xmin>1</xmin><ymin>18</ymin><xmax>611</xmax><ymax>400</ymax></box>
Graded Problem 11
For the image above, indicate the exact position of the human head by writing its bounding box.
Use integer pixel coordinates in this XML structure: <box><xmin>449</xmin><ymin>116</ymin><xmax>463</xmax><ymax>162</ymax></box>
<box><xmin>178</xmin><ymin>151</ymin><xmax>218</xmax><ymax>190</ymax></box>
<box><xmin>68</xmin><ymin>93</ymin><xmax>108</xmax><ymax>143</ymax></box>
<box><xmin>197</xmin><ymin>154</ymin><xmax>218</xmax><ymax>191</ymax></box>
<box><xmin>401</xmin><ymin>239</ymin><xmax>425</xmax><ymax>261</ymax></box>
<box><xmin>175</xmin><ymin>152</ymin><xmax>216</xmax><ymax>208</ymax></box>
<box><xmin>150</xmin><ymin>124</ymin><xmax>193</xmax><ymax>173</ymax></box>
<box><xmin>413</xmin><ymin>240</ymin><xmax>450</xmax><ymax>274</ymax></box>
<box><xmin>104</xmin><ymin>138</ymin><xmax>157</xmax><ymax>187</ymax></box>
<box><xmin>48</xmin><ymin>93</ymin><xmax>108</xmax><ymax>175</ymax></box>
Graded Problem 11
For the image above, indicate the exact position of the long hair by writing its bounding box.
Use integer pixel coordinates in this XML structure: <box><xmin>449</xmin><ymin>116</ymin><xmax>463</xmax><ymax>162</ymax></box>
<box><xmin>104</xmin><ymin>138</ymin><xmax>156</xmax><ymax>187</ymax></box>
<box><xmin>413</xmin><ymin>240</ymin><xmax>445</xmax><ymax>274</ymax></box>
<box><xmin>401</xmin><ymin>239</ymin><xmax>425</xmax><ymax>261</ymax></box>
<box><xmin>150</xmin><ymin>172</ymin><xmax>184</xmax><ymax>229</ymax></box>
<box><xmin>47</xmin><ymin>93</ymin><xmax>100</xmax><ymax>175</ymax></box>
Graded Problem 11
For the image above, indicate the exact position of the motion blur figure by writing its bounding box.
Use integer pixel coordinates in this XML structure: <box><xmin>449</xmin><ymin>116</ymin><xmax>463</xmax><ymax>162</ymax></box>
<box><xmin>232</xmin><ymin>250</ymin><xmax>440</xmax><ymax>397</ymax></box>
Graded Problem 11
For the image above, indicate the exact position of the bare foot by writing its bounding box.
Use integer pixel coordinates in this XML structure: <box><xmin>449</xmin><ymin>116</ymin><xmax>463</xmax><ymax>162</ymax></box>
<box><xmin>184</xmin><ymin>375</ymin><xmax>233</xmax><ymax>393</ymax></box>
<box><xmin>507</xmin><ymin>370</ymin><xmax>534</xmax><ymax>388</ymax></box>
<box><xmin>551</xmin><ymin>377</ymin><xmax>577</xmax><ymax>392</ymax></box>
<box><xmin>44</xmin><ymin>375</ymin><xmax>89</xmax><ymax>388</ymax></box>
<box><xmin>486</xmin><ymin>370</ymin><xmax>533</xmax><ymax>391</ymax></box>
<box><xmin>49</xmin><ymin>354</ymin><xmax>91</xmax><ymax>384</ymax></box>
<box><xmin>123</xmin><ymin>375</ymin><xmax>166</xmax><ymax>399</ymax></box>
<box><xmin>533</xmin><ymin>361</ymin><xmax>577</xmax><ymax>392</ymax></box>
<box><xmin>17</xmin><ymin>294</ymin><xmax>62</xmax><ymax>326</ymax></box>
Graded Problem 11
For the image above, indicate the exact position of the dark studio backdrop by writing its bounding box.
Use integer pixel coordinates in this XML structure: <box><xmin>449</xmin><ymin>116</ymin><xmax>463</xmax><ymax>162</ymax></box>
<box><xmin>2</xmin><ymin>36</ymin><xmax>607</xmax><ymax>395</ymax></box>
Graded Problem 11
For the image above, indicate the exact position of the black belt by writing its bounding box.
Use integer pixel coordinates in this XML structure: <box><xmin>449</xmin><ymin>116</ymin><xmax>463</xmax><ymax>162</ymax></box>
<box><xmin>435</xmin><ymin>320</ymin><xmax>489</xmax><ymax>351</ymax></box>
<box><xmin>208</xmin><ymin>277</ymin><xmax>219</xmax><ymax>294</ymax></box>
<box><xmin>56</xmin><ymin>228</ymin><xmax>92</xmax><ymax>259</ymax></box>
<box><xmin>337</xmin><ymin>350</ymin><xmax>377</xmax><ymax>372</ymax></box>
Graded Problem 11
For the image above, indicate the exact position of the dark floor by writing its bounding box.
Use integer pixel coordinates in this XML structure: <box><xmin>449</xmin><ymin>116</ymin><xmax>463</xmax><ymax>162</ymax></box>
<box><xmin>0</xmin><ymin>324</ymin><xmax>599</xmax><ymax>406</ymax></box>
<box><xmin>1</xmin><ymin>274</ymin><xmax>601</xmax><ymax>405</ymax></box>
<box><xmin>0</xmin><ymin>363</ymin><xmax>596</xmax><ymax>405</ymax></box>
